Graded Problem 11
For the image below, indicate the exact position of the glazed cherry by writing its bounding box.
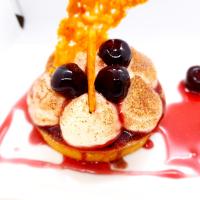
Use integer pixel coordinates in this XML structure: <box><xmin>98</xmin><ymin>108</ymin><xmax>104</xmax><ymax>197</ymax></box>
<box><xmin>185</xmin><ymin>66</ymin><xmax>200</xmax><ymax>93</ymax></box>
<box><xmin>51</xmin><ymin>63</ymin><xmax>87</xmax><ymax>98</ymax></box>
<box><xmin>95</xmin><ymin>66</ymin><xmax>130</xmax><ymax>103</ymax></box>
<box><xmin>98</xmin><ymin>39</ymin><xmax>132</xmax><ymax>67</ymax></box>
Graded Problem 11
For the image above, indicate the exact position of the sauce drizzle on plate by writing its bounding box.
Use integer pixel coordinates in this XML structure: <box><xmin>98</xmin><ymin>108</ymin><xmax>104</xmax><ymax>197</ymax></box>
<box><xmin>1</xmin><ymin>82</ymin><xmax>200</xmax><ymax>179</ymax></box>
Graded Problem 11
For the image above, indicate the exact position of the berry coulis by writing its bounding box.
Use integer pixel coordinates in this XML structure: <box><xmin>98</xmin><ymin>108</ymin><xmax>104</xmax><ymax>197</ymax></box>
<box><xmin>1</xmin><ymin>81</ymin><xmax>200</xmax><ymax>179</ymax></box>
<box><xmin>159</xmin><ymin>81</ymin><xmax>200</xmax><ymax>174</ymax></box>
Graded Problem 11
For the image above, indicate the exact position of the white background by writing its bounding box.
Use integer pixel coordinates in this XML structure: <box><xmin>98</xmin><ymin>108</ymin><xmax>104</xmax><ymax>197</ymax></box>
<box><xmin>1</xmin><ymin>0</ymin><xmax>200</xmax><ymax>199</ymax></box>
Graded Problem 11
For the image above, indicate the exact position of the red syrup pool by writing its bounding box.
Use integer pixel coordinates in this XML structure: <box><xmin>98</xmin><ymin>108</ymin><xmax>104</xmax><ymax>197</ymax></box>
<box><xmin>159</xmin><ymin>81</ymin><xmax>200</xmax><ymax>174</ymax></box>
<box><xmin>1</xmin><ymin>83</ymin><xmax>200</xmax><ymax>179</ymax></box>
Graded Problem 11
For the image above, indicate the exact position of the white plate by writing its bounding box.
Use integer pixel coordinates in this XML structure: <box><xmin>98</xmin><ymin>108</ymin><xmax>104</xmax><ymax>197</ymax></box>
<box><xmin>1</xmin><ymin>0</ymin><xmax>200</xmax><ymax>199</ymax></box>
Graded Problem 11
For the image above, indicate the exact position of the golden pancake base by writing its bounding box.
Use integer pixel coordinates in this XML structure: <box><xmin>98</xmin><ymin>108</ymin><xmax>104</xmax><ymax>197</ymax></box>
<box><xmin>39</xmin><ymin>128</ymin><xmax>149</xmax><ymax>162</ymax></box>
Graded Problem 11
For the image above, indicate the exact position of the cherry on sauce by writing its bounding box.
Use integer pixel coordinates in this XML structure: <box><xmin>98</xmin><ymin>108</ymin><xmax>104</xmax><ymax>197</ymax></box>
<box><xmin>98</xmin><ymin>39</ymin><xmax>132</xmax><ymax>67</ymax></box>
<box><xmin>51</xmin><ymin>63</ymin><xmax>87</xmax><ymax>99</ymax></box>
<box><xmin>185</xmin><ymin>66</ymin><xmax>200</xmax><ymax>93</ymax></box>
<box><xmin>95</xmin><ymin>66</ymin><xmax>130</xmax><ymax>103</ymax></box>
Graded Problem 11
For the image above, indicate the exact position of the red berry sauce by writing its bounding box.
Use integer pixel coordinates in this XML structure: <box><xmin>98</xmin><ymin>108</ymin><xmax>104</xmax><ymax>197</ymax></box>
<box><xmin>0</xmin><ymin>81</ymin><xmax>200</xmax><ymax>179</ymax></box>
<box><xmin>143</xmin><ymin>139</ymin><xmax>154</xmax><ymax>149</ymax></box>
<box><xmin>159</xmin><ymin>81</ymin><xmax>200</xmax><ymax>174</ymax></box>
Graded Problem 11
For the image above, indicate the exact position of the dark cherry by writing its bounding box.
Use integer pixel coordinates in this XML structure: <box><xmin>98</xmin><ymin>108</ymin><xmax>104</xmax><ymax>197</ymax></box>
<box><xmin>95</xmin><ymin>66</ymin><xmax>130</xmax><ymax>103</ymax></box>
<box><xmin>98</xmin><ymin>39</ymin><xmax>132</xmax><ymax>67</ymax></box>
<box><xmin>185</xmin><ymin>66</ymin><xmax>200</xmax><ymax>93</ymax></box>
<box><xmin>51</xmin><ymin>63</ymin><xmax>87</xmax><ymax>98</ymax></box>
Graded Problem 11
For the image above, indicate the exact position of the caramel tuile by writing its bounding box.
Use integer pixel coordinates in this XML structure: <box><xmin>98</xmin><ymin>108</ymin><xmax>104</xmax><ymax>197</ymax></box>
<box><xmin>87</xmin><ymin>28</ymin><xmax>96</xmax><ymax>113</ymax></box>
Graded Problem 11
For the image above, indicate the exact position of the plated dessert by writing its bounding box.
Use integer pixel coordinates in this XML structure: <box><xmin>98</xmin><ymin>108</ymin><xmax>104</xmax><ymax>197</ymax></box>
<box><xmin>26</xmin><ymin>0</ymin><xmax>164</xmax><ymax>162</ymax></box>
<box><xmin>27</xmin><ymin>40</ymin><xmax>164</xmax><ymax>162</ymax></box>
<box><xmin>1</xmin><ymin>0</ymin><xmax>200</xmax><ymax>178</ymax></box>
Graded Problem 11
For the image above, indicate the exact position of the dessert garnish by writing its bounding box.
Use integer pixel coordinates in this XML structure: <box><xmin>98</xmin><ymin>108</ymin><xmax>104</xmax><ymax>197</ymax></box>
<box><xmin>185</xmin><ymin>66</ymin><xmax>200</xmax><ymax>93</ymax></box>
<box><xmin>54</xmin><ymin>0</ymin><xmax>147</xmax><ymax>66</ymax></box>
<box><xmin>87</xmin><ymin>28</ymin><xmax>96</xmax><ymax>112</ymax></box>
<box><xmin>98</xmin><ymin>39</ymin><xmax>132</xmax><ymax>67</ymax></box>
<box><xmin>95</xmin><ymin>39</ymin><xmax>131</xmax><ymax>103</ymax></box>
<box><xmin>53</xmin><ymin>0</ymin><xmax>147</xmax><ymax>112</ymax></box>
<box><xmin>1</xmin><ymin>0</ymin><xmax>200</xmax><ymax>179</ymax></box>
<box><xmin>51</xmin><ymin>63</ymin><xmax>88</xmax><ymax>99</ymax></box>
<box><xmin>95</xmin><ymin>64</ymin><xmax>130</xmax><ymax>103</ymax></box>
